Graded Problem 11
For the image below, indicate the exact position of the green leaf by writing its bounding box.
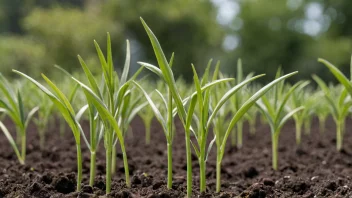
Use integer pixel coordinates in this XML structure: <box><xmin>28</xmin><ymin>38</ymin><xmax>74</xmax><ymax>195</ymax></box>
<box><xmin>0</xmin><ymin>121</ymin><xmax>22</xmax><ymax>162</ymax></box>
<box><xmin>221</xmin><ymin>71</ymin><xmax>298</xmax><ymax>153</ymax></box>
<box><xmin>312</xmin><ymin>75</ymin><xmax>339</xmax><ymax>117</ymax></box>
<box><xmin>24</xmin><ymin>107</ymin><xmax>39</xmax><ymax>129</ymax></box>
<box><xmin>138</xmin><ymin>62</ymin><xmax>165</xmax><ymax>82</ymax></box>
<box><xmin>169</xmin><ymin>53</ymin><xmax>175</xmax><ymax>68</ymax></box>
<box><xmin>78</xmin><ymin>55</ymin><xmax>102</xmax><ymax>98</ymax></box>
<box><xmin>0</xmin><ymin>73</ymin><xmax>17</xmax><ymax>111</ymax></box>
<box><xmin>107</xmin><ymin>33</ymin><xmax>115</xmax><ymax>86</ymax></box>
<box><xmin>121</xmin><ymin>40</ymin><xmax>131</xmax><ymax>85</ymax></box>
<box><xmin>72</xmin><ymin>77</ymin><xmax>124</xmax><ymax>143</ymax></box>
<box><xmin>212</xmin><ymin>61</ymin><xmax>221</xmax><ymax>81</ymax></box>
<box><xmin>140</xmin><ymin>18</ymin><xmax>186</xmax><ymax>124</ymax></box>
<box><xmin>76</xmin><ymin>105</ymin><xmax>89</xmax><ymax>121</ymax></box>
<box><xmin>127</xmin><ymin>102</ymin><xmax>148</xmax><ymax>125</ymax></box>
<box><xmin>274</xmin><ymin>81</ymin><xmax>307</xmax><ymax>126</ymax></box>
<box><xmin>277</xmin><ymin>106</ymin><xmax>304</xmax><ymax>131</ymax></box>
<box><xmin>205</xmin><ymin>135</ymin><xmax>216</xmax><ymax>162</ymax></box>
<box><xmin>261</xmin><ymin>96</ymin><xmax>275</xmax><ymax>118</ymax></box>
<box><xmin>207</xmin><ymin>74</ymin><xmax>265</xmax><ymax>128</ymax></box>
<box><xmin>255</xmin><ymin>100</ymin><xmax>274</xmax><ymax>130</ymax></box>
<box><xmin>133</xmin><ymin>81</ymin><xmax>167</xmax><ymax>132</ymax></box>
<box><xmin>190</xmin><ymin>139</ymin><xmax>200</xmax><ymax>158</ymax></box>
<box><xmin>318</xmin><ymin>58</ymin><xmax>352</xmax><ymax>97</ymax></box>
<box><xmin>186</xmin><ymin>95</ymin><xmax>198</xmax><ymax>130</ymax></box>
<box><xmin>94</xmin><ymin>39</ymin><xmax>112</xmax><ymax>96</ymax></box>
<box><xmin>201</xmin><ymin>59</ymin><xmax>212</xmax><ymax>86</ymax></box>
<box><xmin>13</xmin><ymin>70</ymin><xmax>80</xmax><ymax>142</ymax></box>
<box><xmin>17</xmin><ymin>91</ymin><xmax>25</xmax><ymax>126</ymax></box>
<box><xmin>41</xmin><ymin>74</ymin><xmax>75</xmax><ymax>115</ymax></box>
<box><xmin>54</xmin><ymin>65</ymin><xmax>73</xmax><ymax>77</ymax></box>
<box><xmin>155</xmin><ymin>89</ymin><xmax>168</xmax><ymax>110</ymax></box>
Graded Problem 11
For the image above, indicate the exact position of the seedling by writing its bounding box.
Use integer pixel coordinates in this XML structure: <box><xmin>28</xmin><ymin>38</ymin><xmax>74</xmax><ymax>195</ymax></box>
<box><xmin>72</xmin><ymin>35</ymin><xmax>143</xmax><ymax>193</ymax></box>
<box><xmin>213</xmin><ymin>70</ymin><xmax>298</xmax><ymax>191</ymax></box>
<box><xmin>313</xmin><ymin>76</ymin><xmax>351</xmax><ymax>151</ymax></box>
<box><xmin>256</xmin><ymin>69</ymin><xmax>303</xmax><ymax>170</ymax></box>
<box><xmin>288</xmin><ymin>80</ymin><xmax>310</xmax><ymax>145</ymax></box>
<box><xmin>0</xmin><ymin>74</ymin><xmax>38</xmax><ymax>165</ymax></box>
<box><xmin>13</xmin><ymin>70</ymin><xmax>85</xmax><ymax>191</ymax></box>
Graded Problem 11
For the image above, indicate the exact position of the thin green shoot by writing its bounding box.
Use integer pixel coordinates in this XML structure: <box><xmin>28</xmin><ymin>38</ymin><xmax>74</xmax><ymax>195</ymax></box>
<box><xmin>0</xmin><ymin>74</ymin><xmax>38</xmax><ymax>165</ymax></box>
<box><xmin>256</xmin><ymin>70</ymin><xmax>303</xmax><ymax>170</ymax></box>
<box><xmin>13</xmin><ymin>70</ymin><xmax>85</xmax><ymax>191</ymax></box>
<box><xmin>313</xmin><ymin>75</ymin><xmax>351</xmax><ymax>151</ymax></box>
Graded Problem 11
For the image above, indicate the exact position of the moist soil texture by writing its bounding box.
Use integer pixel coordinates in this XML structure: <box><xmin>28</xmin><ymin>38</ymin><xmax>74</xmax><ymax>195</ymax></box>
<box><xmin>1</xmin><ymin>116</ymin><xmax>352</xmax><ymax>198</ymax></box>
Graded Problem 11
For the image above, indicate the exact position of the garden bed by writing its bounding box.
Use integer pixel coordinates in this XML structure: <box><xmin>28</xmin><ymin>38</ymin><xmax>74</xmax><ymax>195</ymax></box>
<box><xmin>1</xmin><ymin>116</ymin><xmax>352</xmax><ymax>197</ymax></box>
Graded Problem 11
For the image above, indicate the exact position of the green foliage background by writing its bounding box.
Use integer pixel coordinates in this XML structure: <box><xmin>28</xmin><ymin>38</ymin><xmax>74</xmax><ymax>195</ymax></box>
<box><xmin>0</xmin><ymin>0</ymin><xmax>351</xmax><ymax>82</ymax></box>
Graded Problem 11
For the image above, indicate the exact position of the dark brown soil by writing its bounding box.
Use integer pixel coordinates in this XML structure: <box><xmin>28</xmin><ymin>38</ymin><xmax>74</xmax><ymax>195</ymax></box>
<box><xmin>1</xmin><ymin>116</ymin><xmax>352</xmax><ymax>198</ymax></box>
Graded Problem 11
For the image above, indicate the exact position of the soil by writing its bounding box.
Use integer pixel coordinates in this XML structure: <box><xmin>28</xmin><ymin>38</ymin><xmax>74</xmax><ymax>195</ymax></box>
<box><xmin>1</xmin><ymin>116</ymin><xmax>352</xmax><ymax>198</ymax></box>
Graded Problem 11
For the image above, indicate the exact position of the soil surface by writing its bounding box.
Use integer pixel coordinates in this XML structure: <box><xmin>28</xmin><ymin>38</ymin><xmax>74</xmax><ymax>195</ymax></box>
<box><xmin>1</xmin><ymin>116</ymin><xmax>352</xmax><ymax>198</ymax></box>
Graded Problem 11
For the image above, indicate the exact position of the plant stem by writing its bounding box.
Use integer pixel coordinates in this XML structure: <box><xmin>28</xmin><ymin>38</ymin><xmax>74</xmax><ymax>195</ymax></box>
<box><xmin>166</xmin><ymin>88</ymin><xmax>173</xmax><ymax>189</ymax></box>
<box><xmin>106</xmin><ymin>141</ymin><xmax>112</xmax><ymax>193</ymax></box>
<box><xmin>185</xmin><ymin>130</ymin><xmax>192</xmax><ymax>198</ymax></box>
<box><xmin>89</xmin><ymin>151</ymin><xmax>96</xmax><ymax>186</ymax></box>
<box><xmin>304</xmin><ymin>119</ymin><xmax>311</xmax><ymax>135</ymax></box>
<box><xmin>199</xmin><ymin>157</ymin><xmax>206</xmax><ymax>192</ymax></box>
<box><xmin>111</xmin><ymin>146</ymin><xmax>116</xmax><ymax>174</ymax></box>
<box><xmin>167</xmin><ymin>143</ymin><xmax>173</xmax><ymax>189</ymax></box>
<box><xmin>21</xmin><ymin>130</ymin><xmax>26</xmax><ymax>164</ymax></box>
<box><xmin>272</xmin><ymin>133</ymin><xmax>279</xmax><ymax>170</ymax></box>
<box><xmin>336</xmin><ymin>120</ymin><xmax>343</xmax><ymax>151</ymax></box>
<box><xmin>237</xmin><ymin>121</ymin><xmax>243</xmax><ymax>149</ymax></box>
<box><xmin>295</xmin><ymin>121</ymin><xmax>302</xmax><ymax>145</ymax></box>
<box><xmin>216</xmin><ymin>155</ymin><xmax>221</xmax><ymax>193</ymax></box>
<box><xmin>249</xmin><ymin>120</ymin><xmax>256</xmax><ymax>135</ymax></box>
<box><xmin>39</xmin><ymin>128</ymin><xmax>45</xmax><ymax>150</ymax></box>
<box><xmin>318</xmin><ymin>116</ymin><xmax>325</xmax><ymax>134</ymax></box>
<box><xmin>76</xmin><ymin>144</ymin><xmax>82</xmax><ymax>191</ymax></box>
<box><xmin>121</xmin><ymin>144</ymin><xmax>130</xmax><ymax>188</ymax></box>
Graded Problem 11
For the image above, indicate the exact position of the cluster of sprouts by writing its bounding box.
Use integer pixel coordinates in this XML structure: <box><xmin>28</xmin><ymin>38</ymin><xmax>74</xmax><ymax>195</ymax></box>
<box><xmin>0</xmin><ymin>18</ymin><xmax>351</xmax><ymax>197</ymax></box>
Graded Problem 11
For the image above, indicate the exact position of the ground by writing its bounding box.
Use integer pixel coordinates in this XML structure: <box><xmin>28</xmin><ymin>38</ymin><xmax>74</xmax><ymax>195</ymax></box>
<box><xmin>0</xmin><ymin>116</ymin><xmax>352</xmax><ymax>197</ymax></box>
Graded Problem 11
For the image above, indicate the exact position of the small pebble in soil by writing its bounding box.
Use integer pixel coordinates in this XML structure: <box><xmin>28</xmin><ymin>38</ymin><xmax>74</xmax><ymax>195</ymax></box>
<box><xmin>263</xmin><ymin>178</ymin><xmax>275</xmax><ymax>186</ymax></box>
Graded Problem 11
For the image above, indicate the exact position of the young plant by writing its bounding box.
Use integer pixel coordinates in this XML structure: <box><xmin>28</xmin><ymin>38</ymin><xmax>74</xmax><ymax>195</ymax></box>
<box><xmin>243</xmin><ymin>85</ymin><xmax>260</xmax><ymax>135</ymax></box>
<box><xmin>13</xmin><ymin>70</ymin><xmax>86</xmax><ymax>191</ymax></box>
<box><xmin>31</xmin><ymin>90</ymin><xmax>54</xmax><ymax>150</ymax></box>
<box><xmin>72</xmin><ymin>35</ymin><xmax>143</xmax><ymax>193</ymax></box>
<box><xmin>211</xmin><ymin>70</ymin><xmax>298</xmax><ymax>192</ymax></box>
<box><xmin>317</xmin><ymin>57</ymin><xmax>352</xmax><ymax>149</ymax></box>
<box><xmin>189</xmin><ymin>61</ymin><xmax>267</xmax><ymax>192</ymax></box>
<box><xmin>314</xmin><ymin>90</ymin><xmax>330</xmax><ymax>134</ymax></box>
<box><xmin>288</xmin><ymin>80</ymin><xmax>310</xmax><ymax>145</ymax></box>
<box><xmin>256</xmin><ymin>69</ymin><xmax>303</xmax><ymax>170</ymax></box>
<box><xmin>0</xmin><ymin>75</ymin><xmax>38</xmax><ymax>164</ymax></box>
<box><xmin>139</xmin><ymin>17</ymin><xmax>298</xmax><ymax>195</ymax></box>
<box><xmin>227</xmin><ymin>59</ymin><xmax>254</xmax><ymax>148</ymax></box>
<box><xmin>138</xmin><ymin>95</ymin><xmax>154</xmax><ymax>145</ymax></box>
<box><xmin>139</xmin><ymin>18</ymin><xmax>236</xmax><ymax>197</ymax></box>
<box><xmin>313</xmin><ymin>75</ymin><xmax>351</xmax><ymax>151</ymax></box>
<box><xmin>54</xmin><ymin>64</ymin><xmax>104</xmax><ymax>187</ymax></box>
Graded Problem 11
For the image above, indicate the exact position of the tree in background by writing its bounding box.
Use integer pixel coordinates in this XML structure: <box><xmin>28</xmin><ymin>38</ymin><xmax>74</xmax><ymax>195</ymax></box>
<box><xmin>0</xmin><ymin>0</ymin><xmax>351</xmax><ymax>82</ymax></box>
<box><xmin>220</xmin><ymin>0</ymin><xmax>352</xmax><ymax>82</ymax></box>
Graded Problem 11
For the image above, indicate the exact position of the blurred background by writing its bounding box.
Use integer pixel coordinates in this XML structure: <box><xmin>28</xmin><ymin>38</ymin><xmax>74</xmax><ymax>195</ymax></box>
<box><xmin>0</xmin><ymin>0</ymin><xmax>351</xmax><ymax>83</ymax></box>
